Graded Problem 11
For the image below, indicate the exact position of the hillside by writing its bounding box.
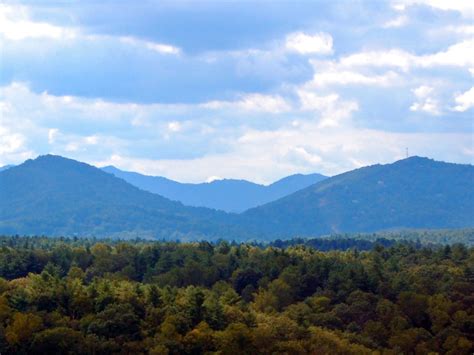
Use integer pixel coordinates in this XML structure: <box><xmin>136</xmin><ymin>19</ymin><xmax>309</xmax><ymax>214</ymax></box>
<box><xmin>101</xmin><ymin>166</ymin><xmax>326</xmax><ymax>212</ymax></box>
<box><xmin>243</xmin><ymin>157</ymin><xmax>474</xmax><ymax>237</ymax></box>
<box><xmin>0</xmin><ymin>155</ymin><xmax>240</xmax><ymax>239</ymax></box>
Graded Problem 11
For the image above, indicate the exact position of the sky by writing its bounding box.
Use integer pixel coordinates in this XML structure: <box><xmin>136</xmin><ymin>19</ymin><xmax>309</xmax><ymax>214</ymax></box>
<box><xmin>0</xmin><ymin>0</ymin><xmax>473</xmax><ymax>184</ymax></box>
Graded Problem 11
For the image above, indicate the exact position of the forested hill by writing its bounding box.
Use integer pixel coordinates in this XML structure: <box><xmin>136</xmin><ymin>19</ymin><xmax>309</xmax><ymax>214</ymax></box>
<box><xmin>242</xmin><ymin>157</ymin><xmax>474</xmax><ymax>237</ymax></box>
<box><xmin>0</xmin><ymin>155</ymin><xmax>241</xmax><ymax>239</ymax></box>
<box><xmin>101</xmin><ymin>166</ymin><xmax>326</xmax><ymax>212</ymax></box>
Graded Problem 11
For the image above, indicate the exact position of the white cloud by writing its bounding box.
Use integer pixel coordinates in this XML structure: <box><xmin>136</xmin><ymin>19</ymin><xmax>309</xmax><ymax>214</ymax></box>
<box><xmin>0</xmin><ymin>82</ymin><xmax>295</xmax><ymax>176</ymax></box>
<box><xmin>203</xmin><ymin>93</ymin><xmax>291</xmax><ymax>114</ymax></box>
<box><xmin>1</xmin><ymin>82</ymin><xmax>137</xmax><ymax>123</ymax></box>
<box><xmin>339</xmin><ymin>40</ymin><xmax>474</xmax><ymax>71</ymax></box>
<box><xmin>0</xmin><ymin>85</ymin><xmax>33</xmax><ymax>160</ymax></box>
<box><xmin>340</xmin><ymin>49</ymin><xmax>414</xmax><ymax>71</ymax></box>
<box><xmin>1</xmin><ymin>2</ymin><xmax>472</xmax><ymax>182</ymax></box>
<box><xmin>283</xmin><ymin>146</ymin><xmax>322</xmax><ymax>165</ymax></box>
<box><xmin>297</xmin><ymin>90</ymin><xmax>359</xmax><ymax>127</ymax></box>
<box><xmin>45</xmin><ymin>126</ymin><xmax>106</xmax><ymax>153</ymax></box>
<box><xmin>236</xmin><ymin>94</ymin><xmax>292</xmax><ymax>113</ymax></box>
<box><xmin>167</xmin><ymin>121</ymin><xmax>182</xmax><ymax>132</ymax></box>
<box><xmin>298</xmin><ymin>91</ymin><xmax>339</xmax><ymax>111</ymax></box>
<box><xmin>85</xmin><ymin>124</ymin><xmax>474</xmax><ymax>184</ymax></box>
<box><xmin>410</xmin><ymin>85</ymin><xmax>440</xmax><ymax>115</ymax></box>
<box><xmin>62</xmin><ymin>135</ymin><xmax>100</xmax><ymax>152</ymax></box>
<box><xmin>441</xmin><ymin>25</ymin><xmax>474</xmax><ymax>36</ymax></box>
<box><xmin>383</xmin><ymin>15</ymin><xmax>409</xmax><ymax>28</ymax></box>
<box><xmin>0</xmin><ymin>123</ymin><xmax>33</xmax><ymax>165</ymax></box>
<box><xmin>453</xmin><ymin>87</ymin><xmax>474</xmax><ymax>111</ymax></box>
<box><xmin>0</xmin><ymin>4</ymin><xmax>181</xmax><ymax>56</ymax></box>
<box><xmin>0</xmin><ymin>127</ymin><xmax>25</xmax><ymax>155</ymax></box>
<box><xmin>48</xmin><ymin>128</ymin><xmax>59</xmax><ymax>144</ymax></box>
<box><xmin>85</xmin><ymin>136</ymin><xmax>99</xmax><ymax>145</ymax></box>
<box><xmin>119</xmin><ymin>36</ymin><xmax>181</xmax><ymax>55</ymax></box>
<box><xmin>285</xmin><ymin>32</ymin><xmax>333</xmax><ymax>55</ymax></box>
<box><xmin>420</xmin><ymin>40</ymin><xmax>474</xmax><ymax>68</ymax></box>
<box><xmin>393</xmin><ymin>0</ymin><xmax>474</xmax><ymax>17</ymax></box>
<box><xmin>413</xmin><ymin>85</ymin><xmax>433</xmax><ymax>99</ymax></box>
<box><xmin>0</xmin><ymin>4</ymin><xmax>77</xmax><ymax>40</ymax></box>
<box><xmin>308</xmin><ymin>63</ymin><xmax>399</xmax><ymax>87</ymax></box>
<box><xmin>410</xmin><ymin>99</ymin><xmax>439</xmax><ymax>115</ymax></box>
<box><xmin>2</xmin><ymin>81</ymin><xmax>472</xmax><ymax>184</ymax></box>
<box><xmin>229</xmin><ymin>123</ymin><xmax>472</xmax><ymax>181</ymax></box>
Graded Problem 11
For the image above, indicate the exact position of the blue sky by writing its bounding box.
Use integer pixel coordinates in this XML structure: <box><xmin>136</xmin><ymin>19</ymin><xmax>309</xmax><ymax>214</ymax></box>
<box><xmin>0</xmin><ymin>0</ymin><xmax>473</xmax><ymax>183</ymax></box>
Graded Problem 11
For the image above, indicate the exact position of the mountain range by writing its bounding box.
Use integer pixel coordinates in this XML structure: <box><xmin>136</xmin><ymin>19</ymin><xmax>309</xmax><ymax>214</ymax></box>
<box><xmin>1</xmin><ymin>155</ymin><xmax>473</xmax><ymax>240</ymax></box>
<box><xmin>101</xmin><ymin>166</ymin><xmax>326</xmax><ymax>212</ymax></box>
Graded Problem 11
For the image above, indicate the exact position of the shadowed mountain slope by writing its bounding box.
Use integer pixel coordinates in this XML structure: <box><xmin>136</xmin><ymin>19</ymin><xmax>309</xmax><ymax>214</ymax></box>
<box><xmin>242</xmin><ymin>157</ymin><xmax>474</xmax><ymax>237</ymax></box>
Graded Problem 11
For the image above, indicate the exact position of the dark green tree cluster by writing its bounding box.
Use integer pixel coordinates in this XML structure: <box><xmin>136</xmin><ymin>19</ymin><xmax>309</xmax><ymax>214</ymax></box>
<box><xmin>0</xmin><ymin>236</ymin><xmax>472</xmax><ymax>354</ymax></box>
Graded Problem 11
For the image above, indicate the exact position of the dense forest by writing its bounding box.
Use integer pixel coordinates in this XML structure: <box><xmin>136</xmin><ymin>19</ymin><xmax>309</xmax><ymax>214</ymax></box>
<box><xmin>0</xmin><ymin>235</ymin><xmax>472</xmax><ymax>354</ymax></box>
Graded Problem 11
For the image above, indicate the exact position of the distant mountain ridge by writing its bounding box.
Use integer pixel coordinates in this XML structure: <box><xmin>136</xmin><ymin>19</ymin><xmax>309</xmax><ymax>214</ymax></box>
<box><xmin>101</xmin><ymin>166</ymin><xmax>327</xmax><ymax>212</ymax></box>
<box><xmin>1</xmin><ymin>155</ymin><xmax>473</xmax><ymax>240</ymax></box>
<box><xmin>242</xmin><ymin>156</ymin><xmax>474</xmax><ymax>237</ymax></box>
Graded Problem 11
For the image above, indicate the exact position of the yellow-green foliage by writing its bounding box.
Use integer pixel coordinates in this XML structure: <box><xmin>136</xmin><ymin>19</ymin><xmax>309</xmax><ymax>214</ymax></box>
<box><xmin>0</xmin><ymin>236</ymin><xmax>472</xmax><ymax>354</ymax></box>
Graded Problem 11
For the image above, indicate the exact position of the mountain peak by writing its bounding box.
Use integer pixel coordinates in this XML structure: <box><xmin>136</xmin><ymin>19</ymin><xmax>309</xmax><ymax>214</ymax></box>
<box><xmin>17</xmin><ymin>155</ymin><xmax>98</xmax><ymax>175</ymax></box>
<box><xmin>32</xmin><ymin>154</ymin><xmax>66</xmax><ymax>161</ymax></box>
<box><xmin>392</xmin><ymin>156</ymin><xmax>472</xmax><ymax>169</ymax></box>
<box><xmin>25</xmin><ymin>154</ymin><xmax>81</xmax><ymax>166</ymax></box>
<box><xmin>387</xmin><ymin>156</ymin><xmax>435</xmax><ymax>168</ymax></box>
<box><xmin>398</xmin><ymin>155</ymin><xmax>432</xmax><ymax>163</ymax></box>
<box><xmin>101</xmin><ymin>165</ymin><xmax>122</xmax><ymax>173</ymax></box>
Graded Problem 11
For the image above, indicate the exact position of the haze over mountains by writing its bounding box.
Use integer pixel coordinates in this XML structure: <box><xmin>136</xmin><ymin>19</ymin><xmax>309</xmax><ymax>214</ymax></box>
<box><xmin>1</xmin><ymin>155</ymin><xmax>473</xmax><ymax>240</ymax></box>
<box><xmin>102</xmin><ymin>166</ymin><xmax>326</xmax><ymax>212</ymax></box>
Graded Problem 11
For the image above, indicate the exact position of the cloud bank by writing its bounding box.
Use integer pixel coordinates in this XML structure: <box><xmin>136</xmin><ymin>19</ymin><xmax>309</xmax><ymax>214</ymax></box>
<box><xmin>0</xmin><ymin>1</ymin><xmax>472</xmax><ymax>183</ymax></box>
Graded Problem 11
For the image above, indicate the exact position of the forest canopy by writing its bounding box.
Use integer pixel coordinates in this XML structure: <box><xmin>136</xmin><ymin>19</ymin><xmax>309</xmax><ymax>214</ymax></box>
<box><xmin>0</xmin><ymin>235</ymin><xmax>472</xmax><ymax>354</ymax></box>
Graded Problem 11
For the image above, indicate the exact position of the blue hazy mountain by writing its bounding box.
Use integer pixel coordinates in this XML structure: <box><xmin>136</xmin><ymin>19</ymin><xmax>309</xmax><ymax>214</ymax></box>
<box><xmin>1</xmin><ymin>155</ymin><xmax>473</xmax><ymax>240</ymax></box>
<box><xmin>0</xmin><ymin>165</ymin><xmax>13</xmax><ymax>172</ymax></box>
<box><xmin>0</xmin><ymin>155</ymin><xmax>241</xmax><ymax>239</ymax></box>
<box><xmin>242</xmin><ymin>156</ymin><xmax>474</xmax><ymax>238</ymax></box>
<box><xmin>101</xmin><ymin>166</ymin><xmax>327</xmax><ymax>212</ymax></box>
